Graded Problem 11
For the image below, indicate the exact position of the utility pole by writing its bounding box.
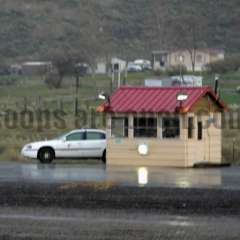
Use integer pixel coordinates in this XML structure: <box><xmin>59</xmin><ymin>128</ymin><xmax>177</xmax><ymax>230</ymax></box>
<box><xmin>75</xmin><ymin>67</ymin><xmax>80</xmax><ymax>116</ymax></box>
<box><xmin>111</xmin><ymin>67</ymin><xmax>114</xmax><ymax>93</ymax></box>
<box><xmin>233</xmin><ymin>138</ymin><xmax>236</xmax><ymax>163</ymax></box>
<box><xmin>179</xmin><ymin>55</ymin><xmax>184</xmax><ymax>85</ymax></box>
<box><xmin>111</xmin><ymin>62</ymin><xmax>121</xmax><ymax>92</ymax></box>
<box><xmin>74</xmin><ymin>63</ymin><xmax>88</xmax><ymax>115</ymax></box>
<box><xmin>123</xmin><ymin>60</ymin><xmax>128</xmax><ymax>86</ymax></box>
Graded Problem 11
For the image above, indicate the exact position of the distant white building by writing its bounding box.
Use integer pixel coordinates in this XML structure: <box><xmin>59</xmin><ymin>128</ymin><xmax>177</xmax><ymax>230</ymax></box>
<box><xmin>152</xmin><ymin>49</ymin><xmax>225</xmax><ymax>72</ymax></box>
<box><xmin>94</xmin><ymin>58</ymin><xmax>127</xmax><ymax>74</ymax></box>
<box><xmin>111</xmin><ymin>58</ymin><xmax>127</xmax><ymax>72</ymax></box>
<box><xmin>95</xmin><ymin>60</ymin><xmax>107</xmax><ymax>74</ymax></box>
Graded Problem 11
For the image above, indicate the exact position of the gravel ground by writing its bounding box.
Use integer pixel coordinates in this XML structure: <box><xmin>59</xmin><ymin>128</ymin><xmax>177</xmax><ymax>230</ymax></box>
<box><xmin>1</xmin><ymin>182</ymin><xmax>240</xmax><ymax>215</ymax></box>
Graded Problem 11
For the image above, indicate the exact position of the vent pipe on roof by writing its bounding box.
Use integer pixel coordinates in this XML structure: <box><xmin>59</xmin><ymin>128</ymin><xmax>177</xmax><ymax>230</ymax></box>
<box><xmin>98</xmin><ymin>92</ymin><xmax>111</xmax><ymax>106</ymax></box>
<box><xmin>214</xmin><ymin>75</ymin><xmax>219</xmax><ymax>97</ymax></box>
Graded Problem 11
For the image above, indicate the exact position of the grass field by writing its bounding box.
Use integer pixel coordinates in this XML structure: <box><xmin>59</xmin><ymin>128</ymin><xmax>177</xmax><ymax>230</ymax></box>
<box><xmin>0</xmin><ymin>71</ymin><xmax>240</xmax><ymax>163</ymax></box>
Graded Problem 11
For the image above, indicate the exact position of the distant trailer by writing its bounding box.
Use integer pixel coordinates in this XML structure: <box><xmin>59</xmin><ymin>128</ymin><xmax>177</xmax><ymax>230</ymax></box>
<box><xmin>145</xmin><ymin>79</ymin><xmax>162</xmax><ymax>87</ymax></box>
<box><xmin>171</xmin><ymin>75</ymin><xmax>203</xmax><ymax>87</ymax></box>
<box><xmin>22</xmin><ymin>61</ymin><xmax>52</xmax><ymax>75</ymax></box>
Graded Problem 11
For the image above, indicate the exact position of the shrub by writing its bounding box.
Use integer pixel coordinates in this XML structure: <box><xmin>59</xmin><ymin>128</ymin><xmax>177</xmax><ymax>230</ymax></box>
<box><xmin>44</xmin><ymin>70</ymin><xmax>63</xmax><ymax>89</ymax></box>
<box><xmin>166</xmin><ymin>65</ymin><xmax>187</xmax><ymax>76</ymax></box>
<box><xmin>153</xmin><ymin>69</ymin><xmax>165</xmax><ymax>76</ymax></box>
<box><xmin>7</xmin><ymin>145</ymin><xmax>24</xmax><ymax>161</ymax></box>
<box><xmin>0</xmin><ymin>145</ymin><xmax>6</xmax><ymax>155</ymax></box>
<box><xmin>0</xmin><ymin>75</ymin><xmax>18</xmax><ymax>86</ymax></box>
<box><xmin>206</xmin><ymin>55</ymin><xmax>240</xmax><ymax>74</ymax></box>
<box><xmin>236</xmin><ymin>86</ymin><xmax>240</xmax><ymax>93</ymax></box>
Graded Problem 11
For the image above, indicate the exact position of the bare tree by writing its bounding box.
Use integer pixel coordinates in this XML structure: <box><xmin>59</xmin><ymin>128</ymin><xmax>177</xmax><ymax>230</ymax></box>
<box><xmin>167</xmin><ymin>12</ymin><xmax>208</xmax><ymax>72</ymax></box>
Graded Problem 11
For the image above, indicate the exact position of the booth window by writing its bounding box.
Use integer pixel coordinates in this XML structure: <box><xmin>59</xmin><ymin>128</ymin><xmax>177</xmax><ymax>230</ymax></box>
<box><xmin>162</xmin><ymin>117</ymin><xmax>180</xmax><ymax>138</ymax></box>
<box><xmin>111</xmin><ymin>117</ymin><xmax>128</xmax><ymax>138</ymax></box>
<box><xmin>134</xmin><ymin>117</ymin><xmax>157</xmax><ymax>138</ymax></box>
<box><xmin>198</xmin><ymin>121</ymin><xmax>203</xmax><ymax>140</ymax></box>
<box><xmin>188</xmin><ymin>117</ymin><xmax>194</xmax><ymax>139</ymax></box>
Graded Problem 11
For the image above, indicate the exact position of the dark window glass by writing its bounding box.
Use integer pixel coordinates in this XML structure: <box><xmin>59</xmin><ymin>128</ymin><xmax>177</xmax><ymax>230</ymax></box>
<box><xmin>188</xmin><ymin>117</ymin><xmax>194</xmax><ymax>139</ymax></box>
<box><xmin>111</xmin><ymin>117</ymin><xmax>128</xmax><ymax>138</ymax></box>
<box><xmin>198</xmin><ymin>121</ymin><xmax>203</xmax><ymax>140</ymax></box>
<box><xmin>66</xmin><ymin>132</ymin><xmax>85</xmax><ymax>141</ymax></box>
<box><xmin>86</xmin><ymin>132</ymin><xmax>105</xmax><ymax>140</ymax></box>
<box><xmin>162</xmin><ymin>117</ymin><xmax>180</xmax><ymax>138</ymax></box>
<box><xmin>134</xmin><ymin>117</ymin><xmax>157</xmax><ymax>138</ymax></box>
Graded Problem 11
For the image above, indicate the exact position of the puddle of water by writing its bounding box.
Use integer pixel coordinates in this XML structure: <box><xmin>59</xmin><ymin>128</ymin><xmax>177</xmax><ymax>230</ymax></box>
<box><xmin>0</xmin><ymin>161</ymin><xmax>239</xmax><ymax>189</ymax></box>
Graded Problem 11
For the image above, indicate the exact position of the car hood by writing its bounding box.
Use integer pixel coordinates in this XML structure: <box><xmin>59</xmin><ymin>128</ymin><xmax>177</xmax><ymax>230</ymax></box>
<box><xmin>24</xmin><ymin>139</ymin><xmax>61</xmax><ymax>149</ymax></box>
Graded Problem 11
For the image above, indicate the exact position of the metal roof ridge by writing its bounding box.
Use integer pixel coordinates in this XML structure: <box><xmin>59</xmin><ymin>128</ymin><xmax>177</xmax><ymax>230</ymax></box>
<box><xmin>119</xmin><ymin>86</ymin><xmax>210</xmax><ymax>90</ymax></box>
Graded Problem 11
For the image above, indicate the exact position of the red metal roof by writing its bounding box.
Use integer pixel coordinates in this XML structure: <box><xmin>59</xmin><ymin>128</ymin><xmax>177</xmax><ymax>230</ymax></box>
<box><xmin>99</xmin><ymin>86</ymin><xmax>226</xmax><ymax>113</ymax></box>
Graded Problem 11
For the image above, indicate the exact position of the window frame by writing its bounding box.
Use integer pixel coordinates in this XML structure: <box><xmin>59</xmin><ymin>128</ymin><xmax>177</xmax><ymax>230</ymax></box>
<box><xmin>188</xmin><ymin>117</ymin><xmax>194</xmax><ymax>139</ymax></box>
<box><xmin>197</xmin><ymin>121</ymin><xmax>203</xmax><ymax>140</ymax></box>
<box><xmin>162</xmin><ymin>116</ymin><xmax>180</xmax><ymax>139</ymax></box>
<box><xmin>133</xmin><ymin>116</ymin><xmax>157</xmax><ymax>138</ymax></box>
<box><xmin>196</xmin><ymin>54</ymin><xmax>203</xmax><ymax>63</ymax></box>
<box><xmin>111</xmin><ymin>117</ymin><xmax>128</xmax><ymax>138</ymax></box>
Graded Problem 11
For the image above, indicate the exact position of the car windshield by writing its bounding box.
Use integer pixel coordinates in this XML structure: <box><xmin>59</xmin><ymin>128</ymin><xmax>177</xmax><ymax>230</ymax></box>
<box><xmin>54</xmin><ymin>132</ymin><xmax>69</xmax><ymax>140</ymax></box>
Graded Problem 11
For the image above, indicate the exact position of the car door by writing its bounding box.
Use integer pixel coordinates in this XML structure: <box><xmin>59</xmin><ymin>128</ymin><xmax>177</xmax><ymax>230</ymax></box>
<box><xmin>84</xmin><ymin>131</ymin><xmax>106</xmax><ymax>158</ymax></box>
<box><xmin>63</xmin><ymin>131</ymin><xmax>86</xmax><ymax>158</ymax></box>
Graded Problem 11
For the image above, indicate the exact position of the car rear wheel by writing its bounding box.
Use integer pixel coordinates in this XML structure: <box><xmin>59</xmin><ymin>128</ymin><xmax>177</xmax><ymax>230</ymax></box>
<box><xmin>102</xmin><ymin>150</ymin><xmax>106</xmax><ymax>164</ymax></box>
<box><xmin>38</xmin><ymin>148</ymin><xmax>54</xmax><ymax>164</ymax></box>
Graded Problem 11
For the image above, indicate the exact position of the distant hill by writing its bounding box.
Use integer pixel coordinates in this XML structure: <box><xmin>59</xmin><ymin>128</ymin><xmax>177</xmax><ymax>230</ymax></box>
<box><xmin>0</xmin><ymin>0</ymin><xmax>239</xmax><ymax>63</ymax></box>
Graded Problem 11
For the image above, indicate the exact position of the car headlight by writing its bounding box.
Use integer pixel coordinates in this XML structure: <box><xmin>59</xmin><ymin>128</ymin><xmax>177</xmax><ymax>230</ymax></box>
<box><xmin>25</xmin><ymin>145</ymin><xmax>32</xmax><ymax>150</ymax></box>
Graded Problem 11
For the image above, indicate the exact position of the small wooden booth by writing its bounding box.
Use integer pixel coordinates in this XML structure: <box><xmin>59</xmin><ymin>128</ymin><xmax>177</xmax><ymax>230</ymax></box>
<box><xmin>98</xmin><ymin>86</ymin><xmax>226</xmax><ymax>167</ymax></box>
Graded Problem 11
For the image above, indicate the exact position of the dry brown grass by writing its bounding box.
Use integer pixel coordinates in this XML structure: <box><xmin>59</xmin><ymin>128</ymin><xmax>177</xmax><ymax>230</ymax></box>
<box><xmin>59</xmin><ymin>181</ymin><xmax>118</xmax><ymax>191</ymax></box>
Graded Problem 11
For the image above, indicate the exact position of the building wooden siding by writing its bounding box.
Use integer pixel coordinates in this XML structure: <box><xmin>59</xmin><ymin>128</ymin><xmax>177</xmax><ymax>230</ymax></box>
<box><xmin>190</xmin><ymin>100</ymin><xmax>222</xmax><ymax>165</ymax></box>
<box><xmin>107</xmin><ymin>139</ymin><xmax>186</xmax><ymax>167</ymax></box>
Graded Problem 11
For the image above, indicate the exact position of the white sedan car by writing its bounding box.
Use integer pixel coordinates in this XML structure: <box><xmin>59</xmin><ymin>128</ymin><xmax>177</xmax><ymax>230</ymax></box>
<box><xmin>21</xmin><ymin>129</ymin><xmax>107</xmax><ymax>164</ymax></box>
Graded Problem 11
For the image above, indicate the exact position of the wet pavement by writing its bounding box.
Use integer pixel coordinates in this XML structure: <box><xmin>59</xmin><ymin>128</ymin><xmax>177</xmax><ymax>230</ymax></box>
<box><xmin>0</xmin><ymin>160</ymin><xmax>239</xmax><ymax>190</ymax></box>
<box><xmin>0</xmin><ymin>207</ymin><xmax>240</xmax><ymax>240</ymax></box>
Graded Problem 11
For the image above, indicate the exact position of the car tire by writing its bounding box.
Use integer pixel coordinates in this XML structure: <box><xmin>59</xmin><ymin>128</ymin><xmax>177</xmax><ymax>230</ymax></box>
<box><xmin>38</xmin><ymin>148</ymin><xmax>54</xmax><ymax>164</ymax></box>
<box><xmin>102</xmin><ymin>150</ymin><xmax>106</xmax><ymax>164</ymax></box>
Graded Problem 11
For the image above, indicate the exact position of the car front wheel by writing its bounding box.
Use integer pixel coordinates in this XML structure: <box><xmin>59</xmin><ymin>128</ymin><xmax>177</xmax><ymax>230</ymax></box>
<box><xmin>38</xmin><ymin>148</ymin><xmax>54</xmax><ymax>164</ymax></box>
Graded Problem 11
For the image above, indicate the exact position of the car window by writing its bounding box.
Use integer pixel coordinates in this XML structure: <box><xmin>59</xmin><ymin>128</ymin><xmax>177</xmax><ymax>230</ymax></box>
<box><xmin>66</xmin><ymin>132</ymin><xmax>85</xmax><ymax>141</ymax></box>
<box><xmin>86</xmin><ymin>132</ymin><xmax>106</xmax><ymax>140</ymax></box>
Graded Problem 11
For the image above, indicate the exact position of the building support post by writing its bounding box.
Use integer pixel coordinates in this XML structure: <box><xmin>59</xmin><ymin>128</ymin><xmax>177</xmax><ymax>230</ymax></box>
<box><xmin>106</xmin><ymin>114</ymin><xmax>112</xmax><ymax>138</ymax></box>
<box><xmin>157</xmin><ymin>114</ymin><xmax>162</xmax><ymax>139</ymax></box>
<box><xmin>129</xmin><ymin>114</ymin><xmax>134</xmax><ymax>139</ymax></box>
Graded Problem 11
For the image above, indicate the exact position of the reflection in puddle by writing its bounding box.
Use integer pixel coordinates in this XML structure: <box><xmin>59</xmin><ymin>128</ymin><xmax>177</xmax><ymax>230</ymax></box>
<box><xmin>137</xmin><ymin>167</ymin><xmax>148</xmax><ymax>186</ymax></box>
<box><xmin>16</xmin><ymin>162</ymin><xmax>227</xmax><ymax>188</ymax></box>
<box><xmin>106</xmin><ymin>166</ymin><xmax>223</xmax><ymax>188</ymax></box>
<box><xmin>21</xmin><ymin>164</ymin><xmax>106</xmax><ymax>183</ymax></box>
<box><xmin>176</xmin><ymin>179</ymin><xmax>192</xmax><ymax>188</ymax></box>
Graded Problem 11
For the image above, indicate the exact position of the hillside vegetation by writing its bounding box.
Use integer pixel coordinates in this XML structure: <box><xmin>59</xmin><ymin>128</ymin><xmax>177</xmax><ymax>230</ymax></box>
<box><xmin>0</xmin><ymin>0</ymin><xmax>239</xmax><ymax>64</ymax></box>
